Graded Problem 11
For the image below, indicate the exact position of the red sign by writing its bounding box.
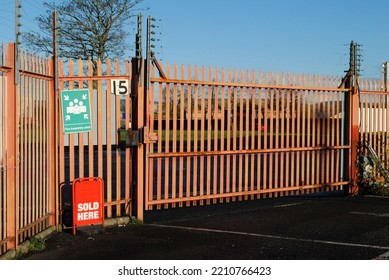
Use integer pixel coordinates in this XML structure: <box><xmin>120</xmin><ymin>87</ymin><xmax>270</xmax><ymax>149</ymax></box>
<box><xmin>72</xmin><ymin>177</ymin><xmax>104</xmax><ymax>235</ymax></box>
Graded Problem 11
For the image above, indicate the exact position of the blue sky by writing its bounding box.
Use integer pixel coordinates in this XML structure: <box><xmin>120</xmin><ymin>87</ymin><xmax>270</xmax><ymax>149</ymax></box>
<box><xmin>1</xmin><ymin>0</ymin><xmax>388</xmax><ymax>78</ymax></box>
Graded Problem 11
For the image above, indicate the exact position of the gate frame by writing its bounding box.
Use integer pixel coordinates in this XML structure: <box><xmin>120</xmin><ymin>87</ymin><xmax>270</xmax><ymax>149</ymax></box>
<box><xmin>139</xmin><ymin>62</ymin><xmax>360</xmax><ymax>213</ymax></box>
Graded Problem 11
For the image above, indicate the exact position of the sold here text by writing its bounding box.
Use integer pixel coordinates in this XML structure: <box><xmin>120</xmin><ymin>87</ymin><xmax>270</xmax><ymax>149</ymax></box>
<box><xmin>77</xmin><ymin>202</ymin><xmax>99</xmax><ymax>221</ymax></box>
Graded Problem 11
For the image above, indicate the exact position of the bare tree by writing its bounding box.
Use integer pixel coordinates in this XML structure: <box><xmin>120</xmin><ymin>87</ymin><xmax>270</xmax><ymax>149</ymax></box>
<box><xmin>23</xmin><ymin>0</ymin><xmax>143</xmax><ymax>73</ymax></box>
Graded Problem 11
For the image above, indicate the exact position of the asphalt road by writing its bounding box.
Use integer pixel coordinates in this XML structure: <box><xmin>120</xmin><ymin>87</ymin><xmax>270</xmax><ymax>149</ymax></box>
<box><xmin>23</xmin><ymin>193</ymin><xmax>389</xmax><ymax>260</ymax></box>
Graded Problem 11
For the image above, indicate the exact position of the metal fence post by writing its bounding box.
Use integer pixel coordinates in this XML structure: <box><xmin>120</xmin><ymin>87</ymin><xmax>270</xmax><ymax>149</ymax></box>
<box><xmin>131</xmin><ymin>57</ymin><xmax>145</xmax><ymax>221</ymax></box>
<box><xmin>343</xmin><ymin>72</ymin><xmax>360</xmax><ymax>195</ymax></box>
<box><xmin>6</xmin><ymin>43</ymin><xmax>17</xmax><ymax>249</ymax></box>
<box><xmin>51</xmin><ymin>10</ymin><xmax>59</xmax><ymax>229</ymax></box>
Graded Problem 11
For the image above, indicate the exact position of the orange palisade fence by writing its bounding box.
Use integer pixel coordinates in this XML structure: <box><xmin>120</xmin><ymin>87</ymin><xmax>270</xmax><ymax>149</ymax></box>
<box><xmin>0</xmin><ymin>43</ymin><xmax>56</xmax><ymax>257</ymax></box>
<box><xmin>4</xmin><ymin>43</ymin><xmax>389</xmax><ymax>257</ymax></box>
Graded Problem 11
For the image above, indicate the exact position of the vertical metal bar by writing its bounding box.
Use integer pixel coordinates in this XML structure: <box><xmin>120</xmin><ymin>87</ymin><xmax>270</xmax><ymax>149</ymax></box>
<box><xmin>50</xmin><ymin>53</ymin><xmax>59</xmax><ymax>229</ymax></box>
<box><xmin>68</xmin><ymin>59</ymin><xmax>75</xmax><ymax>183</ymax></box>
<box><xmin>97</xmin><ymin>59</ymin><xmax>103</xmax><ymax>178</ymax></box>
<box><xmin>193</xmin><ymin>66</ymin><xmax>199</xmax><ymax>204</ymax></box>
<box><xmin>323</xmin><ymin>78</ymin><xmax>328</xmax><ymax>189</ymax></box>
<box><xmin>306</xmin><ymin>75</ymin><xmax>312</xmax><ymax>187</ymax></box>
<box><xmin>32</xmin><ymin>56</ymin><xmax>38</xmax><ymax>233</ymax></box>
<box><xmin>296</xmin><ymin>75</ymin><xmax>301</xmax><ymax>193</ymax></box>
<box><xmin>135</xmin><ymin>58</ymin><xmax>145</xmax><ymax>219</ymax></box>
<box><xmin>6</xmin><ymin>43</ymin><xmax>17</xmax><ymax>249</ymax></box>
<box><xmin>279</xmin><ymin>73</ymin><xmax>285</xmax><ymax>195</ymax></box>
<box><xmin>16</xmin><ymin>48</ymin><xmax>22</xmax><ymax>238</ymax></box>
<box><xmin>87</xmin><ymin>60</ymin><xmax>94</xmax><ymax>177</ymax></box>
<box><xmin>285</xmin><ymin>73</ymin><xmax>291</xmax><ymax>190</ymax></box>
<box><xmin>186</xmin><ymin>65</ymin><xmax>192</xmax><ymax>206</ymax></box>
<box><xmin>164</xmin><ymin>64</ymin><xmax>171</xmax><ymax>207</ymax></box>
<box><xmin>290</xmin><ymin>74</ymin><xmax>296</xmax><ymax>191</ymax></box>
<box><xmin>263</xmin><ymin>73</ymin><xmax>268</xmax><ymax>195</ymax></box>
<box><xmin>369</xmin><ymin>92</ymin><xmax>373</xmax><ymax>155</ymax></box>
<box><xmin>256</xmin><ymin>71</ymin><xmax>262</xmax><ymax>199</ymax></box>
<box><xmin>124</xmin><ymin>60</ymin><xmax>131</xmax><ymax>214</ymax></box>
<box><xmin>330</xmin><ymin>81</ymin><xmax>335</xmax><ymax>184</ymax></box>
<box><xmin>316</xmin><ymin>76</ymin><xmax>321</xmax><ymax>186</ymax></box>
<box><xmin>51</xmin><ymin>10</ymin><xmax>60</xmax><ymax>226</ymax></box>
<box><xmin>319</xmin><ymin>76</ymin><xmax>325</xmax><ymax>186</ymax></box>
<box><xmin>156</xmin><ymin>67</ymin><xmax>163</xmax><ymax>207</ymax></box>
<box><xmin>232</xmin><ymin>69</ymin><xmax>238</xmax><ymax>200</ymax></box>
<box><xmin>250</xmin><ymin>70</ymin><xmax>256</xmax><ymax>198</ymax></box>
<box><xmin>325</xmin><ymin>79</ymin><xmax>331</xmax><ymax>188</ymax></box>
<box><xmin>106</xmin><ymin>59</ymin><xmax>113</xmax><ymax>217</ymax></box>
<box><xmin>373</xmin><ymin>91</ymin><xmax>381</xmax><ymax>177</ymax></box>
<box><xmin>58</xmin><ymin>59</ymin><xmax>65</xmax><ymax>212</ymax></box>
<box><xmin>16</xmin><ymin>51</ymin><xmax>21</xmax><ymax>237</ymax></box>
<box><xmin>199</xmin><ymin>66</ymin><xmax>205</xmax><ymax>204</ymax></box>
<box><xmin>206</xmin><ymin>67</ymin><xmax>212</xmax><ymax>204</ymax></box>
<box><xmin>301</xmin><ymin>75</ymin><xmax>306</xmax><ymax>190</ymax></box>
<box><xmin>20</xmin><ymin>54</ymin><xmax>27</xmax><ymax>234</ymax></box>
<box><xmin>350</xmin><ymin>80</ymin><xmax>360</xmax><ymax>194</ymax></box>
<box><xmin>179</xmin><ymin>65</ymin><xmax>185</xmax><ymax>206</ymax></box>
<box><xmin>311</xmin><ymin>75</ymin><xmax>316</xmax><ymax>187</ymax></box>
<box><xmin>343</xmin><ymin>71</ymin><xmax>359</xmax><ymax>194</ymax></box>
<box><xmin>115</xmin><ymin>59</ymin><xmax>122</xmax><ymax>215</ymax></box>
<box><xmin>213</xmin><ymin>67</ymin><xmax>219</xmax><ymax>203</ymax></box>
<box><xmin>220</xmin><ymin>68</ymin><xmax>226</xmax><ymax>201</ymax></box>
<box><xmin>171</xmin><ymin>64</ymin><xmax>177</xmax><ymax>207</ymax></box>
<box><xmin>38</xmin><ymin>57</ymin><xmax>44</xmax><ymax>232</ymax></box>
<box><xmin>244</xmin><ymin>70</ymin><xmax>250</xmax><ymax>199</ymax></box>
<box><xmin>336</xmin><ymin>90</ymin><xmax>341</xmax><ymax>183</ymax></box>
<box><xmin>77</xmin><ymin>59</ymin><xmax>85</xmax><ymax>179</ymax></box>
<box><xmin>226</xmin><ymin>69</ymin><xmax>232</xmax><ymax>201</ymax></box>
<box><xmin>148</xmin><ymin>64</ymin><xmax>155</xmax><ymax>210</ymax></box>
<box><xmin>0</xmin><ymin>46</ymin><xmax>4</xmax><ymax>253</ymax></box>
<box><xmin>274</xmin><ymin>73</ymin><xmax>280</xmax><ymax>196</ymax></box>
<box><xmin>372</xmin><ymin>86</ymin><xmax>377</xmax><ymax>171</ymax></box>
<box><xmin>238</xmin><ymin>70</ymin><xmax>244</xmax><ymax>199</ymax></box>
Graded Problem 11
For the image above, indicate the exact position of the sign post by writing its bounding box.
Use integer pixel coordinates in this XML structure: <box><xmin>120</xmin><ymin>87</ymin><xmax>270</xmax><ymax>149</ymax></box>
<box><xmin>60</xmin><ymin>89</ymin><xmax>92</xmax><ymax>134</ymax></box>
<box><xmin>72</xmin><ymin>177</ymin><xmax>104</xmax><ymax>235</ymax></box>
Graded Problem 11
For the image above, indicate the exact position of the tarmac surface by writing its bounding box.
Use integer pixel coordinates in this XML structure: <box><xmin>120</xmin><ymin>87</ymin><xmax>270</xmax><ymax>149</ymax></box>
<box><xmin>22</xmin><ymin>193</ymin><xmax>389</xmax><ymax>260</ymax></box>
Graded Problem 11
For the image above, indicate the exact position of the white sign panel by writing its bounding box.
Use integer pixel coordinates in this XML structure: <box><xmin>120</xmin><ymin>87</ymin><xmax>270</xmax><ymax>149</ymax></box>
<box><xmin>111</xmin><ymin>79</ymin><xmax>129</xmax><ymax>95</ymax></box>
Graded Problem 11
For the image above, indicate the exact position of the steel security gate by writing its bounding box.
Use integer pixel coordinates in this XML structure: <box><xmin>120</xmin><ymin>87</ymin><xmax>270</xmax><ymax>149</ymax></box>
<box><xmin>57</xmin><ymin>58</ymin><xmax>134</xmax><ymax>220</ymax></box>
<box><xmin>144</xmin><ymin>64</ymin><xmax>352</xmax><ymax>210</ymax></box>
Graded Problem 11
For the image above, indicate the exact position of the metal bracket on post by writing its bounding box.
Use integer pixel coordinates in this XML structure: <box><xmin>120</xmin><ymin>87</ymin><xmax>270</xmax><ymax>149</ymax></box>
<box><xmin>142</xmin><ymin>126</ymin><xmax>158</xmax><ymax>144</ymax></box>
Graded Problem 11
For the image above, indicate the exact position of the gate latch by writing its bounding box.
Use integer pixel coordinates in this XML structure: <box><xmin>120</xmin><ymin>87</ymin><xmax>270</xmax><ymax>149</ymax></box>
<box><xmin>118</xmin><ymin>127</ymin><xmax>158</xmax><ymax>148</ymax></box>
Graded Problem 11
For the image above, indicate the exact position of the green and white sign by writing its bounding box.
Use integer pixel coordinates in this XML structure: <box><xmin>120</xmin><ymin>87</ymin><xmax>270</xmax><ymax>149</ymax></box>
<box><xmin>60</xmin><ymin>89</ymin><xmax>92</xmax><ymax>134</ymax></box>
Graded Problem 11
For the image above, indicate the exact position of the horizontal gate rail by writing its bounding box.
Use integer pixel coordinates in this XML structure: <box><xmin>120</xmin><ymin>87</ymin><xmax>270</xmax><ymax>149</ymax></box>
<box><xmin>148</xmin><ymin>145</ymin><xmax>351</xmax><ymax>158</ymax></box>
<box><xmin>146</xmin><ymin>182</ymin><xmax>350</xmax><ymax>206</ymax></box>
<box><xmin>150</xmin><ymin>77</ymin><xmax>351</xmax><ymax>92</ymax></box>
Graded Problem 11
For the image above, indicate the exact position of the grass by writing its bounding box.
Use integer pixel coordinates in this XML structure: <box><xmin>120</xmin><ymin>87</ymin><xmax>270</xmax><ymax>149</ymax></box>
<box><xmin>28</xmin><ymin>237</ymin><xmax>46</xmax><ymax>252</ymax></box>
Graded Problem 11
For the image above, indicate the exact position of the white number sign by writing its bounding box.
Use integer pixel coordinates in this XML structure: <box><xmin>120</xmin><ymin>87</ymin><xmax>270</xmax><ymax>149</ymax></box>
<box><xmin>111</xmin><ymin>79</ymin><xmax>129</xmax><ymax>95</ymax></box>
